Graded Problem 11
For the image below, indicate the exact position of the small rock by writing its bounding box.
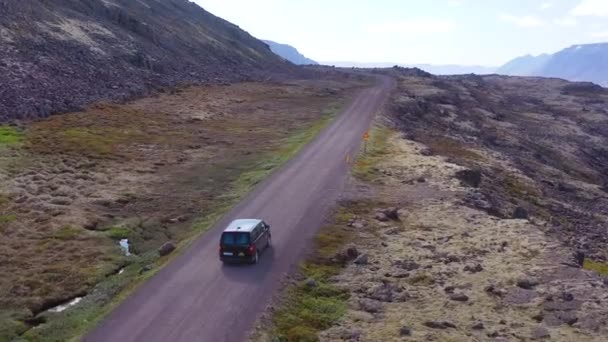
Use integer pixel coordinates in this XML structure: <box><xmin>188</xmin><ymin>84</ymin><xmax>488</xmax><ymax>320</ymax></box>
<box><xmin>449</xmin><ymin>293</ymin><xmax>469</xmax><ymax>302</ymax></box>
<box><xmin>359</xmin><ymin>299</ymin><xmax>383</xmax><ymax>313</ymax></box>
<box><xmin>420</xmin><ymin>149</ymin><xmax>433</xmax><ymax>156</ymax></box>
<box><xmin>464</xmin><ymin>264</ymin><xmax>484</xmax><ymax>273</ymax></box>
<box><xmin>305</xmin><ymin>278</ymin><xmax>317</xmax><ymax>288</ymax></box>
<box><xmin>399</xmin><ymin>326</ymin><xmax>412</xmax><ymax>336</ymax></box>
<box><xmin>517</xmin><ymin>278</ymin><xmax>539</xmax><ymax>289</ymax></box>
<box><xmin>561</xmin><ymin>292</ymin><xmax>574</xmax><ymax>302</ymax></box>
<box><xmin>354</xmin><ymin>254</ymin><xmax>369</xmax><ymax>265</ymax></box>
<box><xmin>139</xmin><ymin>265</ymin><xmax>152</xmax><ymax>274</ymax></box>
<box><xmin>158</xmin><ymin>241</ymin><xmax>176</xmax><ymax>256</ymax></box>
<box><xmin>557</xmin><ymin>182</ymin><xmax>576</xmax><ymax>193</ymax></box>
<box><xmin>573</xmin><ymin>250</ymin><xmax>585</xmax><ymax>267</ymax></box>
<box><xmin>544</xmin><ymin>311</ymin><xmax>578</xmax><ymax>326</ymax></box>
<box><xmin>471</xmin><ymin>322</ymin><xmax>485</xmax><ymax>330</ymax></box>
<box><xmin>385</xmin><ymin>227</ymin><xmax>401</xmax><ymax>235</ymax></box>
<box><xmin>400</xmin><ymin>261</ymin><xmax>420</xmax><ymax>271</ymax></box>
<box><xmin>346</xmin><ymin>246</ymin><xmax>359</xmax><ymax>258</ymax></box>
<box><xmin>487</xmin><ymin>331</ymin><xmax>499</xmax><ymax>338</ymax></box>
<box><xmin>375</xmin><ymin>212</ymin><xmax>389</xmax><ymax>222</ymax></box>
<box><xmin>455</xmin><ymin>169</ymin><xmax>482</xmax><ymax>188</ymax></box>
<box><xmin>513</xmin><ymin>206</ymin><xmax>529</xmax><ymax>219</ymax></box>
<box><xmin>444</xmin><ymin>286</ymin><xmax>455</xmax><ymax>294</ymax></box>
<box><xmin>338</xmin><ymin>328</ymin><xmax>361</xmax><ymax>340</ymax></box>
<box><xmin>424</xmin><ymin>321</ymin><xmax>455</xmax><ymax>329</ymax></box>
<box><xmin>352</xmin><ymin>221</ymin><xmax>365</xmax><ymax>229</ymax></box>
<box><xmin>417</xmin><ymin>177</ymin><xmax>426</xmax><ymax>183</ymax></box>
<box><xmin>381</xmin><ymin>242</ymin><xmax>388</xmax><ymax>247</ymax></box>
<box><xmin>531</xmin><ymin>326</ymin><xmax>550</xmax><ymax>340</ymax></box>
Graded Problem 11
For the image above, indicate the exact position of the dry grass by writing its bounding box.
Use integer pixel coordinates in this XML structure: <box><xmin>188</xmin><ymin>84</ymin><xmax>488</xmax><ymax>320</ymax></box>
<box><xmin>0</xmin><ymin>79</ymin><xmax>365</xmax><ymax>341</ymax></box>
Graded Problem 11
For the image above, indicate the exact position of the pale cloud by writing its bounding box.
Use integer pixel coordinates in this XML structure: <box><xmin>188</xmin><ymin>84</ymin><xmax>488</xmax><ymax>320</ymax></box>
<box><xmin>447</xmin><ymin>1</ymin><xmax>462</xmax><ymax>7</ymax></box>
<box><xmin>366</xmin><ymin>19</ymin><xmax>455</xmax><ymax>34</ymax></box>
<box><xmin>553</xmin><ymin>17</ymin><xmax>577</xmax><ymax>27</ymax></box>
<box><xmin>589</xmin><ymin>31</ymin><xmax>608</xmax><ymax>38</ymax></box>
<box><xmin>541</xmin><ymin>2</ymin><xmax>553</xmax><ymax>10</ymax></box>
<box><xmin>572</xmin><ymin>0</ymin><xmax>608</xmax><ymax>16</ymax></box>
<box><xmin>500</xmin><ymin>15</ymin><xmax>544</xmax><ymax>28</ymax></box>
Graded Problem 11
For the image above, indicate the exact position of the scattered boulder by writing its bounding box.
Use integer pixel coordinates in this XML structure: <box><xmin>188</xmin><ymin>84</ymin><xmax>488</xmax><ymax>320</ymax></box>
<box><xmin>543</xmin><ymin>299</ymin><xmax>581</xmax><ymax>312</ymax></box>
<box><xmin>366</xmin><ymin>282</ymin><xmax>407</xmax><ymax>302</ymax></box>
<box><xmin>305</xmin><ymin>278</ymin><xmax>317</xmax><ymax>288</ymax></box>
<box><xmin>398</xmin><ymin>260</ymin><xmax>420</xmax><ymax>271</ymax></box>
<box><xmin>375</xmin><ymin>207</ymin><xmax>399</xmax><ymax>221</ymax></box>
<box><xmin>354</xmin><ymin>254</ymin><xmax>369</xmax><ymax>265</ymax></box>
<box><xmin>424</xmin><ymin>321</ymin><xmax>456</xmax><ymax>329</ymax></box>
<box><xmin>464</xmin><ymin>264</ymin><xmax>484</xmax><ymax>273</ymax></box>
<box><xmin>530</xmin><ymin>326</ymin><xmax>550</xmax><ymax>340</ymax></box>
<box><xmin>543</xmin><ymin>311</ymin><xmax>578</xmax><ymax>326</ymax></box>
<box><xmin>471</xmin><ymin>322</ymin><xmax>485</xmax><ymax>330</ymax></box>
<box><xmin>516</xmin><ymin>278</ymin><xmax>539</xmax><ymax>290</ymax></box>
<box><xmin>139</xmin><ymin>265</ymin><xmax>152</xmax><ymax>274</ymax></box>
<box><xmin>485</xmin><ymin>284</ymin><xmax>507</xmax><ymax>297</ymax></box>
<box><xmin>399</xmin><ymin>326</ymin><xmax>412</xmax><ymax>336</ymax></box>
<box><xmin>557</xmin><ymin>182</ymin><xmax>576</xmax><ymax>193</ymax></box>
<box><xmin>513</xmin><ymin>206</ymin><xmax>529</xmax><ymax>219</ymax></box>
<box><xmin>359</xmin><ymin>298</ymin><xmax>383</xmax><ymax>313</ymax></box>
<box><xmin>449</xmin><ymin>293</ymin><xmax>469</xmax><ymax>302</ymax></box>
<box><xmin>334</xmin><ymin>245</ymin><xmax>359</xmax><ymax>264</ymax></box>
<box><xmin>455</xmin><ymin>169</ymin><xmax>482</xmax><ymax>188</ymax></box>
<box><xmin>374</xmin><ymin>212</ymin><xmax>389</xmax><ymax>222</ymax></box>
<box><xmin>573</xmin><ymin>250</ymin><xmax>585</xmax><ymax>267</ymax></box>
<box><xmin>158</xmin><ymin>241</ymin><xmax>176</xmax><ymax>256</ymax></box>
<box><xmin>337</xmin><ymin>328</ymin><xmax>361</xmax><ymax>340</ymax></box>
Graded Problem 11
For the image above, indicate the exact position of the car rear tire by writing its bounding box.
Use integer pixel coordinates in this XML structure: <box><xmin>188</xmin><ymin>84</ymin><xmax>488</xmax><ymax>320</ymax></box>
<box><xmin>252</xmin><ymin>250</ymin><xmax>259</xmax><ymax>264</ymax></box>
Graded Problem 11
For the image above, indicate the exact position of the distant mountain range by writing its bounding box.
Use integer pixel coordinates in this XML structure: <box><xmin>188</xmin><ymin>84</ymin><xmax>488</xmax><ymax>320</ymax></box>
<box><xmin>323</xmin><ymin>62</ymin><xmax>497</xmax><ymax>75</ymax></box>
<box><xmin>497</xmin><ymin>43</ymin><xmax>608</xmax><ymax>86</ymax></box>
<box><xmin>263</xmin><ymin>40</ymin><xmax>318</xmax><ymax>65</ymax></box>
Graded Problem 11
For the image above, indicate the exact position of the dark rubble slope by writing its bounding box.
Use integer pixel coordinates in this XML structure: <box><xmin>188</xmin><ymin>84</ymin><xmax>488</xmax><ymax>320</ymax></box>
<box><xmin>0</xmin><ymin>0</ymin><xmax>296</xmax><ymax>121</ymax></box>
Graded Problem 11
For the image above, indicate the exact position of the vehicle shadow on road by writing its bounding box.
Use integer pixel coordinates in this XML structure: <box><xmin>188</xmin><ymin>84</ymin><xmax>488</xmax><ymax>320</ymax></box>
<box><xmin>219</xmin><ymin>247</ymin><xmax>276</xmax><ymax>283</ymax></box>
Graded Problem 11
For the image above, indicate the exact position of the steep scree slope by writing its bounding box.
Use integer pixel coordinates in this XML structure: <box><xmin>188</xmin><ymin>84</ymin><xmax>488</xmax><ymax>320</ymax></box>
<box><xmin>0</xmin><ymin>0</ymin><xmax>295</xmax><ymax>121</ymax></box>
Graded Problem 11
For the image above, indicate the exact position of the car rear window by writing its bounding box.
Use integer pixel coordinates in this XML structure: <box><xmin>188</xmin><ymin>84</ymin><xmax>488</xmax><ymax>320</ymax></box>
<box><xmin>221</xmin><ymin>232</ymin><xmax>250</xmax><ymax>246</ymax></box>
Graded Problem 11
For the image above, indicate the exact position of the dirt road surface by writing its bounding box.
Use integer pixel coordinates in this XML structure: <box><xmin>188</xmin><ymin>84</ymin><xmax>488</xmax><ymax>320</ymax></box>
<box><xmin>84</xmin><ymin>76</ymin><xmax>394</xmax><ymax>342</ymax></box>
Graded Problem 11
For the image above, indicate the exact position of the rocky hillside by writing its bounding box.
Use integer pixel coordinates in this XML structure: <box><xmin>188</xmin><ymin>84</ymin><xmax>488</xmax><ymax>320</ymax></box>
<box><xmin>263</xmin><ymin>40</ymin><xmax>318</xmax><ymax>65</ymax></box>
<box><xmin>256</xmin><ymin>68</ymin><xmax>608</xmax><ymax>341</ymax></box>
<box><xmin>0</xmin><ymin>0</ymin><xmax>295</xmax><ymax>121</ymax></box>
<box><xmin>498</xmin><ymin>43</ymin><xmax>608</xmax><ymax>86</ymax></box>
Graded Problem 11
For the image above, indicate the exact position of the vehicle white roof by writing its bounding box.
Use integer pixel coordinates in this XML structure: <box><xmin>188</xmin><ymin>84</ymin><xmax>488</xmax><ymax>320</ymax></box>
<box><xmin>223</xmin><ymin>219</ymin><xmax>261</xmax><ymax>233</ymax></box>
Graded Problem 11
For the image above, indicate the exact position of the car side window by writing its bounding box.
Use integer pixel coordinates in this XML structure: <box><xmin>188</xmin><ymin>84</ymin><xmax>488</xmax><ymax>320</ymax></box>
<box><xmin>252</xmin><ymin>226</ymin><xmax>261</xmax><ymax>241</ymax></box>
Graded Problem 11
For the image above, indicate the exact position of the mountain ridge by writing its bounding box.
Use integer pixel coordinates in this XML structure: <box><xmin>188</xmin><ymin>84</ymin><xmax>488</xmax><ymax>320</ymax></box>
<box><xmin>497</xmin><ymin>42</ymin><xmax>608</xmax><ymax>85</ymax></box>
<box><xmin>263</xmin><ymin>40</ymin><xmax>317</xmax><ymax>65</ymax></box>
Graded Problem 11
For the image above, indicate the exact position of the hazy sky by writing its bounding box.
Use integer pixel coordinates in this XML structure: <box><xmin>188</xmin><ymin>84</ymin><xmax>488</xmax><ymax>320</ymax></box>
<box><xmin>194</xmin><ymin>0</ymin><xmax>608</xmax><ymax>66</ymax></box>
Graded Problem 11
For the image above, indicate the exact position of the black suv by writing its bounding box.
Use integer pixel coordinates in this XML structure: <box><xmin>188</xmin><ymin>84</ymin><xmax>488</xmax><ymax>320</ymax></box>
<box><xmin>219</xmin><ymin>219</ymin><xmax>271</xmax><ymax>264</ymax></box>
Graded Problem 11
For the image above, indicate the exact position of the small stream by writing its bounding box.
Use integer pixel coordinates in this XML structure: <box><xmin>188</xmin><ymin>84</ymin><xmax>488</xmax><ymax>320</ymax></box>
<box><xmin>119</xmin><ymin>239</ymin><xmax>131</xmax><ymax>256</ymax></box>
<box><xmin>48</xmin><ymin>297</ymin><xmax>83</xmax><ymax>313</ymax></box>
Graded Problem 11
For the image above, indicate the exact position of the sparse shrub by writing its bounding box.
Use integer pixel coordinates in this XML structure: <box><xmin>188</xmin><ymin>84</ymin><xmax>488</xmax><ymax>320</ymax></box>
<box><xmin>583</xmin><ymin>259</ymin><xmax>608</xmax><ymax>276</ymax></box>
<box><xmin>107</xmin><ymin>226</ymin><xmax>130</xmax><ymax>240</ymax></box>
<box><xmin>53</xmin><ymin>226</ymin><xmax>81</xmax><ymax>240</ymax></box>
<box><xmin>0</xmin><ymin>126</ymin><xmax>23</xmax><ymax>145</ymax></box>
<box><xmin>407</xmin><ymin>272</ymin><xmax>435</xmax><ymax>286</ymax></box>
